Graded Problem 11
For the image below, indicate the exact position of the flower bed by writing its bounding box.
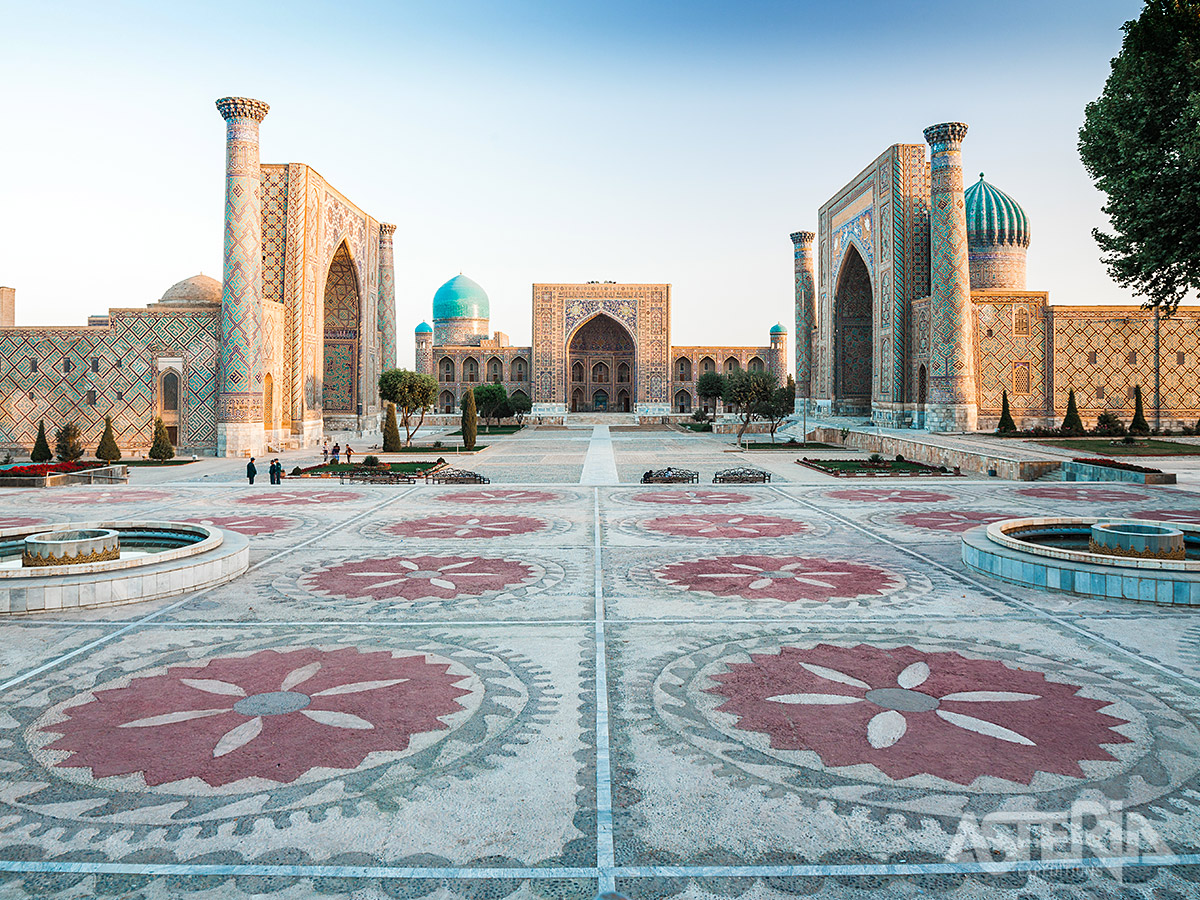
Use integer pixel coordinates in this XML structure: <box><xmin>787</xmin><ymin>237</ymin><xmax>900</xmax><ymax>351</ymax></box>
<box><xmin>1073</xmin><ymin>457</ymin><xmax>1164</xmax><ymax>475</ymax></box>
<box><xmin>0</xmin><ymin>462</ymin><xmax>94</xmax><ymax>477</ymax></box>
<box><xmin>796</xmin><ymin>457</ymin><xmax>955</xmax><ymax>477</ymax></box>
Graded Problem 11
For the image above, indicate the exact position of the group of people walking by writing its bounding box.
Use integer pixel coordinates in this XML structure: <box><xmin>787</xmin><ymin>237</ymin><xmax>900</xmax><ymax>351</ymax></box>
<box><xmin>246</xmin><ymin>458</ymin><xmax>285</xmax><ymax>485</ymax></box>
<box><xmin>245</xmin><ymin>438</ymin><xmax>357</xmax><ymax>485</ymax></box>
<box><xmin>321</xmin><ymin>441</ymin><xmax>353</xmax><ymax>464</ymax></box>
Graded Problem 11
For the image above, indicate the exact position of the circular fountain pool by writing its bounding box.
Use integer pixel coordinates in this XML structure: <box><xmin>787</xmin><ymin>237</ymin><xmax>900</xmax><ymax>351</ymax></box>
<box><xmin>0</xmin><ymin>521</ymin><xmax>249</xmax><ymax>614</ymax></box>
<box><xmin>962</xmin><ymin>517</ymin><xmax>1200</xmax><ymax>605</ymax></box>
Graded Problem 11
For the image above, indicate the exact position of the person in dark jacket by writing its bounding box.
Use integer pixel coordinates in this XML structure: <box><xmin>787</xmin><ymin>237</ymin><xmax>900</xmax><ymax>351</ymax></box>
<box><xmin>247</xmin><ymin>457</ymin><xmax>257</xmax><ymax>485</ymax></box>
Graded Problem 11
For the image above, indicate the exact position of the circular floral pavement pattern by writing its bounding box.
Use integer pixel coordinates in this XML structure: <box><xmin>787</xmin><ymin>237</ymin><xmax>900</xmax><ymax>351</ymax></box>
<box><xmin>827</xmin><ymin>488</ymin><xmax>953</xmax><ymax>504</ymax></box>
<box><xmin>45</xmin><ymin>489</ymin><xmax>172</xmax><ymax>505</ymax></box>
<box><xmin>1017</xmin><ymin>486</ymin><xmax>1148</xmax><ymax>503</ymax></box>
<box><xmin>434</xmin><ymin>489</ymin><xmax>559</xmax><ymax>504</ymax></box>
<box><xmin>630</xmin><ymin>490</ymin><xmax>754</xmax><ymax>506</ymax></box>
<box><xmin>0</xmin><ymin>516</ymin><xmax>45</xmax><ymax>529</ymax></box>
<box><xmin>893</xmin><ymin>510</ymin><xmax>1010</xmax><ymax>533</ymax></box>
<box><xmin>707</xmin><ymin>644</ymin><xmax>1130</xmax><ymax>785</ymax></box>
<box><xmin>385</xmin><ymin>515</ymin><xmax>548</xmax><ymax>540</ymax></box>
<box><xmin>643</xmin><ymin>514</ymin><xmax>812</xmax><ymax>540</ymax></box>
<box><xmin>237</xmin><ymin>490</ymin><xmax>362</xmax><ymax>506</ymax></box>
<box><xmin>37</xmin><ymin>647</ymin><xmax>474</xmax><ymax>788</ymax></box>
<box><xmin>654</xmin><ymin>554</ymin><xmax>904</xmax><ymax>603</ymax></box>
<box><xmin>1131</xmin><ymin>509</ymin><xmax>1200</xmax><ymax>525</ymax></box>
<box><xmin>302</xmin><ymin>554</ymin><xmax>540</xmax><ymax>602</ymax></box>
<box><xmin>187</xmin><ymin>515</ymin><xmax>299</xmax><ymax>536</ymax></box>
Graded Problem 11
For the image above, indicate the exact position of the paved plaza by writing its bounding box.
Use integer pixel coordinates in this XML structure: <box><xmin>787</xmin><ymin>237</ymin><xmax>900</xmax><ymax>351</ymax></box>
<box><xmin>1</xmin><ymin>429</ymin><xmax>1200</xmax><ymax>898</ymax></box>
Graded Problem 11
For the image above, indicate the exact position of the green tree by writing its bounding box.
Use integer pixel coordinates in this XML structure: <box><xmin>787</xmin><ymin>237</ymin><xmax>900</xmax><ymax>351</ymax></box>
<box><xmin>30</xmin><ymin>420</ymin><xmax>51</xmax><ymax>463</ymax></box>
<box><xmin>1061</xmin><ymin>389</ymin><xmax>1085</xmax><ymax>435</ymax></box>
<box><xmin>722</xmin><ymin>370</ymin><xmax>776</xmax><ymax>446</ymax></box>
<box><xmin>95</xmin><ymin>416</ymin><xmax>122</xmax><ymax>462</ymax></box>
<box><xmin>754</xmin><ymin>378</ymin><xmax>795</xmax><ymax>443</ymax></box>
<box><xmin>1131</xmin><ymin>384</ymin><xmax>1151</xmax><ymax>434</ymax></box>
<box><xmin>460</xmin><ymin>387</ymin><xmax>478</xmax><ymax>450</ymax></box>
<box><xmin>697</xmin><ymin>371</ymin><xmax>725</xmax><ymax>415</ymax></box>
<box><xmin>472</xmin><ymin>382</ymin><xmax>509</xmax><ymax>432</ymax></box>
<box><xmin>509</xmin><ymin>392</ymin><xmax>532</xmax><ymax>425</ymax></box>
<box><xmin>382</xmin><ymin>402</ymin><xmax>403</xmax><ymax>452</ymax></box>
<box><xmin>378</xmin><ymin>368</ymin><xmax>438</xmax><ymax>447</ymax></box>
<box><xmin>149</xmin><ymin>417</ymin><xmax>175</xmax><ymax>460</ymax></box>
<box><xmin>996</xmin><ymin>390</ymin><xmax>1016</xmax><ymax>434</ymax></box>
<box><xmin>54</xmin><ymin>422</ymin><xmax>85</xmax><ymax>462</ymax></box>
<box><xmin>1078</xmin><ymin>0</ymin><xmax>1200</xmax><ymax>314</ymax></box>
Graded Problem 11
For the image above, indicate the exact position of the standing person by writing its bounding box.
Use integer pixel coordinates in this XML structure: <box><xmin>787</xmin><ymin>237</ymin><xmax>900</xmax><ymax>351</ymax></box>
<box><xmin>269</xmin><ymin>458</ymin><xmax>279</xmax><ymax>484</ymax></box>
<box><xmin>322</xmin><ymin>443</ymin><xmax>329</xmax><ymax>463</ymax></box>
<box><xmin>332</xmin><ymin>443</ymin><xmax>340</xmax><ymax>464</ymax></box>
<box><xmin>246</xmin><ymin>457</ymin><xmax>257</xmax><ymax>485</ymax></box>
<box><xmin>345</xmin><ymin>445</ymin><xmax>354</xmax><ymax>465</ymax></box>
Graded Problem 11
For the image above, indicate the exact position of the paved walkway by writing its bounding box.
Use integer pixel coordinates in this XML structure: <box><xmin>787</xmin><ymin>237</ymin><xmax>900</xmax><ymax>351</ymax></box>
<box><xmin>579</xmin><ymin>425</ymin><xmax>619</xmax><ymax>485</ymax></box>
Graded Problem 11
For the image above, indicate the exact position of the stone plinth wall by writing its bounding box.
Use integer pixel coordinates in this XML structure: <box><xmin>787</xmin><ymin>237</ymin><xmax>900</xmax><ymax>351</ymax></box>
<box><xmin>1062</xmin><ymin>461</ymin><xmax>1176</xmax><ymax>485</ymax></box>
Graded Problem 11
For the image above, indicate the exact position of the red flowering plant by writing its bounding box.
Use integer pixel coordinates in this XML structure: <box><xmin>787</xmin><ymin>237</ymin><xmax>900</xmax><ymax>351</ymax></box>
<box><xmin>0</xmin><ymin>462</ymin><xmax>94</xmax><ymax>477</ymax></box>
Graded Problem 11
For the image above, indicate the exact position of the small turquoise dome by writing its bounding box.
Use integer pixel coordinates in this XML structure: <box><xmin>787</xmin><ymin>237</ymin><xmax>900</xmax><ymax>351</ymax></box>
<box><xmin>965</xmin><ymin>174</ymin><xmax>1030</xmax><ymax>248</ymax></box>
<box><xmin>432</xmin><ymin>274</ymin><xmax>489</xmax><ymax>321</ymax></box>
<box><xmin>769</xmin><ymin>322</ymin><xmax>787</xmax><ymax>335</ymax></box>
<box><xmin>415</xmin><ymin>321</ymin><xmax>433</xmax><ymax>334</ymax></box>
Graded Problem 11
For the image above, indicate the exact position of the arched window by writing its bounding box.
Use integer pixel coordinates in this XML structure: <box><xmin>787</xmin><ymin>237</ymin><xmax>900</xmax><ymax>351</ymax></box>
<box><xmin>1014</xmin><ymin>306</ymin><xmax>1031</xmax><ymax>337</ymax></box>
<box><xmin>676</xmin><ymin>357</ymin><xmax>692</xmax><ymax>381</ymax></box>
<box><xmin>439</xmin><ymin>357</ymin><xmax>455</xmax><ymax>382</ymax></box>
<box><xmin>748</xmin><ymin>356</ymin><xmax>765</xmax><ymax>373</ymax></box>
<box><xmin>162</xmin><ymin>371</ymin><xmax>180</xmax><ymax>411</ymax></box>
<box><xmin>725</xmin><ymin>357</ymin><xmax>740</xmax><ymax>374</ymax></box>
<box><xmin>616</xmin><ymin>362</ymin><xmax>630</xmax><ymax>383</ymax></box>
<box><xmin>572</xmin><ymin>361</ymin><xmax>585</xmax><ymax>383</ymax></box>
<box><xmin>439</xmin><ymin>389</ymin><xmax>456</xmax><ymax>414</ymax></box>
<box><xmin>700</xmin><ymin>356</ymin><xmax>715</xmax><ymax>374</ymax></box>
<box><xmin>593</xmin><ymin>389</ymin><xmax>609</xmax><ymax>411</ymax></box>
<box><xmin>571</xmin><ymin>388</ymin><xmax>583</xmax><ymax>412</ymax></box>
<box><xmin>674</xmin><ymin>389</ymin><xmax>692</xmax><ymax>413</ymax></box>
<box><xmin>462</xmin><ymin>357</ymin><xmax>479</xmax><ymax>382</ymax></box>
<box><xmin>487</xmin><ymin>356</ymin><xmax>503</xmax><ymax>383</ymax></box>
<box><xmin>511</xmin><ymin>357</ymin><xmax>528</xmax><ymax>381</ymax></box>
<box><xmin>592</xmin><ymin>362</ymin><xmax>609</xmax><ymax>383</ymax></box>
<box><xmin>617</xmin><ymin>389</ymin><xmax>631</xmax><ymax>412</ymax></box>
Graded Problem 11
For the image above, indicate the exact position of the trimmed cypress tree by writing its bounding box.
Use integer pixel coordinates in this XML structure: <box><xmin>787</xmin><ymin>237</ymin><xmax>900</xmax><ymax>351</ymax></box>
<box><xmin>1061</xmin><ymin>389</ymin><xmax>1085</xmax><ymax>435</ymax></box>
<box><xmin>55</xmin><ymin>423</ymin><xmax>85</xmax><ymax>462</ymax></box>
<box><xmin>382</xmin><ymin>402</ymin><xmax>403</xmax><ymax>452</ymax></box>
<box><xmin>460</xmin><ymin>389</ymin><xmax>477</xmax><ymax>451</ymax></box>
<box><xmin>30</xmin><ymin>420</ymin><xmax>51</xmax><ymax>463</ymax></box>
<box><xmin>149</xmin><ymin>417</ymin><xmax>175</xmax><ymax>460</ymax></box>
<box><xmin>996</xmin><ymin>390</ymin><xmax>1016</xmax><ymax>433</ymax></box>
<box><xmin>95</xmin><ymin>416</ymin><xmax>121</xmax><ymax>462</ymax></box>
<box><xmin>1130</xmin><ymin>384</ymin><xmax>1150</xmax><ymax>434</ymax></box>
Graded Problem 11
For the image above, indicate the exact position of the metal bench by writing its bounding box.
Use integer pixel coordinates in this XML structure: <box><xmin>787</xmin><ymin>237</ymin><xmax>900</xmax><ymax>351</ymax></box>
<box><xmin>340</xmin><ymin>470</ymin><xmax>417</xmax><ymax>485</ymax></box>
<box><xmin>426</xmin><ymin>467</ymin><xmax>490</xmax><ymax>485</ymax></box>
<box><xmin>713</xmin><ymin>466</ymin><xmax>771</xmax><ymax>483</ymax></box>
<box><xmin>640</xmin><ymin>468</ymin><xmax>699</xmax><ymax>484</ymax></box>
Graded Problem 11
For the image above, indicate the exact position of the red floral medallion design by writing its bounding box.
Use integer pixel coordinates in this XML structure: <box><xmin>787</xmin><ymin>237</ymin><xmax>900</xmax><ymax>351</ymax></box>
<box><xmin>41</xmin><ymin>647</ymin><xmax>472</xmax><ymax>787</ymax></box>
<box><xmin>631</xmin><ymin>490</ymin><xmax>753</xmax><ymax>506</ymax></box>
<box><xmin>1017</xmin><ymin>486</ymin><xmax>1147</xmax><ymax>503</ymax></box>
<box><xmin>238</xmin><ymin>491</ymin><xmax>362</xmax><ymax>506</ymax></box>
<box><xmin>303</xmin><ymin>554</ymin><xmax>537</xmax><ymax>601</ymax></box>
<box><xmin>435</xmin><ymin>490</ymin><xmax>558</xmax><ymax>504</ymax></box>
<box><xmin>385</xmin><ymin>515</ymin><xmax>547</xmax><ymax>539</ymax></box>
<box><xmin>655</xmin><ymin>555</ymin><xmax>901</xmax><ymax>603</ymax></box>
<box><xmin>0</xmin><ymin>517</ymin><xmax>45</xmax><ymax>529</ymax></box>
<box><xmin>708</xmin><ymin>644</ymin><xmax>1131</xmax><ymax>785</ymax></box>
<box><xmin>49</xmin><ymin>489</ymin><xmax>171</xmax><ymax>505</ymax></box>
<box><xmin>827</xmin><ymin>488</ymin><xmax>953</xmax><ymax>504</ymax></box>
<box><xmin>188</xmin><ymin>516</ymin><xmax>298</xmax><ymax>536</ymax></box>
<box><xmin>1127</xmin><ymin>509</ymin><xmax>1200</xmax><ymax>525</ymax></box>
<box><xmin>645</xmin><ymin>514</ymin><xmax>811</xmax><ymax>539</ymax></box>
<box><xmin>894</xmin><ymin>510</ymin><xmax>1008</xmax><ymax>533</ymax></box>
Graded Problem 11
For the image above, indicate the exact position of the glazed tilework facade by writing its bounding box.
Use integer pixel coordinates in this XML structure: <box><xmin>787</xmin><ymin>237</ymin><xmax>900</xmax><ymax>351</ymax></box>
<box><xmin>0</xmin><ymin>97</ymin><xmax>395</xmax><ymax>456</ymax></box>
<box><xmin>801</xmin><ymin>121</ymin><xmax>1200</xmax><ymax>432</ymax></box>
<box><xmin>416</xmin><ymin>283</ymin><xmax>786</xmax><ymax>421</ymax></box>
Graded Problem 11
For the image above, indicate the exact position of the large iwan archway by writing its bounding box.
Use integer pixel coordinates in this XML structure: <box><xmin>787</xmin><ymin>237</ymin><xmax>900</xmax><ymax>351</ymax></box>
<box><xmin>833</xmin><ymin>245</ymin><xmax>872</xmax><ymax>415</ymax></box>
<box><xmin>322</xmin><ymin>242</ymin><xmax>360</xmax><ymax>420</ymax></box>
<box><xmin>566</xmin><ymin>314</ymin><xmax>634</xmax><ymax>413</ymax></box>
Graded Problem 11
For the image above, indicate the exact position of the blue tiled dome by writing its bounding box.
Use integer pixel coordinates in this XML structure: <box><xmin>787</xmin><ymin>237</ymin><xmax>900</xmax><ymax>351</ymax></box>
<box><xmin>414</xmin><ymin>321</ymin><xmax>433</xmax><ymax>334</ymax></box>
<box><xmin>432</xmin><ymin>275</ymin><xmax>489</xmax><ymax>321</ymax></box>
<box><xmin>965</xmin><ymin>174</ymin><xmax>1030</xmax><ymax>248</ymax></box>
<box><xmin>769</xmin><ymin>322</ymin><xmax>787</xmax><ymax>335</ymax></box>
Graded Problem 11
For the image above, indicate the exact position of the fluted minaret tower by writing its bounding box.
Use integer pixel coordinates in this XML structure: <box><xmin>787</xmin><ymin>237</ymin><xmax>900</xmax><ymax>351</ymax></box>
<box><xmin>923</xmin><ymin>122</ymin><xmax>978</xmax><ymax>432</ymax></box>
<box><xmin>414</xmin><ymin>322</ymin><xmax>433</xmax><ymax>376</ymax></box>
<box><xmin>378</xmin><ymin>223</ymin><xmax>397</xmax><ymax>371</ymax></box>
<box><xmin>215</xmin><ymin>96</ymin><xmax>269</xmax><ymax>456</ymax></box>
<box><xmin>790</xmin><ymin>230</ymin><xmax>816</xmax><ymax>413</ymax></box>
<box><xmin>768</xmin><ymin>323</ymin><xmax>787</xmax><ymax>382</ymax></box>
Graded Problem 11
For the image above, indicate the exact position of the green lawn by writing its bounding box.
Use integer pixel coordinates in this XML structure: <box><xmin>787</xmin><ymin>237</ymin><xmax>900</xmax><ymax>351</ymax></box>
<box><xmin>299</xmin><ymin>461</ymin><xmax>441</xmax><ymax>475</ymax></box>
<box><xmin>105</xmin><ymin>459</ymin><xmax>196</xmax><ymax>467</ymax></box>
<box><xmin>738</xmin><ymin>441</ymin><xmax>833</xmax><ymax>450</ymax></box>
<box><xmin>797</xmin><ymin>458</ymin><xmax>951</xmax><ymax>476</ymax></box>
<box><xmin>682</xmin><ymin>423</ymin><xmax>712</xmax><ymax>433</ymax></box>
<box><xmin>1036</xmin><ymin>438</ymin><xmax>1200</xmax><ymax>456</ymax></box>
<box><xmin>447</xmin><ymin>425</ymin><xmax>524</xmax><ymax>435</ymax></box>
<box><xmin>382</xmin><ymin>444</ymin><xmax>486</xmax><ymax>453</ymax></box>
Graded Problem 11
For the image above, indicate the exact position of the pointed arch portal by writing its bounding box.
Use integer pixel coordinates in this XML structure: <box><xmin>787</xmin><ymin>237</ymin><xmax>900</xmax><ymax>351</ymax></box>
<box><xmin>566</xmin><ymin>314</ymin><xmax>634</xmax><ymax>413</ymax></box>
<box><xmin>322</xmin><ymin>242</ymin><xmax>361</xmax><ymax>417</ymax></box>
<box><xmin>833</xmin><ymin>244</ymin><xmax>873</xmax><ymax>414</ymax></box>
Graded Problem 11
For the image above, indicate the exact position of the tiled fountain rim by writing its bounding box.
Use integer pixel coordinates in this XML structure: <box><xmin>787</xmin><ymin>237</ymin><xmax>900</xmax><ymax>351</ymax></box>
<box><xmin>986</xmin><ymin>517</ymin><xmax>1200</xmax><ymax>573</ymax></box>
<box><xmin>0</xmin><ymin>521</ymin><xmax>221</xmax><ymax>579</ymax></box>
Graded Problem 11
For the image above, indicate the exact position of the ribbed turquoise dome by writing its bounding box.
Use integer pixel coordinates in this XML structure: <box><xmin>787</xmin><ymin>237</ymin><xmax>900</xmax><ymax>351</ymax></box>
<box><xmin>415</xmin><ymin>321</ymin><xmax>433</xmax><ymax>334</ymax></box>
<box><xmin>769</xmin><ymin>322</ymin><xmax>787</xmax><ymax>335</ymax></box>
<box><xmin>965</xmin><ymin>174</ymin><xmax>1030</xmax><ymax>248</ymax></box>
<box><xmin>432</xmin><ymin>275</ymin><xmax>489</xmax><ymax>321</ymax></box>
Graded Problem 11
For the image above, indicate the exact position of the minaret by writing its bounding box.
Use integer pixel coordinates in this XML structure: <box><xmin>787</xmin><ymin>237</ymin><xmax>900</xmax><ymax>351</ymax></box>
<box><xmin>378</xmin><ymin>223</ymin><xmax>397</xmax><ymax>371</ymax></box>
<box><xmin>414</xmin><ymin>323</ymin><xmax>433</xmax><ymax>376</ymax></box>
<box><xmin>214</xmin><ymin>96</ymin><xmax>269</xmax><ymax>456</ymax></box>
<box><xmin>923</xmin><ymin>122</ymin><xmax>978</xmax><ymax>432</ymax></box>
<box><xmin>768</xmin><ymin>324</ymin><xmax>787</xmax><ymax>382</ymax></box>
<box><xmin>790</xmin><ymin>230</ymin><xmax>816</xmax><ymax>413</ymax></box>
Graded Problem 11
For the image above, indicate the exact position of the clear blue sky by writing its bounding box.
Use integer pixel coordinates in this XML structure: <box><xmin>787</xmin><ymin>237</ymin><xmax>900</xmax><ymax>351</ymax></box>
<box><xmin>0</xmin><ymin>0</ymin><xmax>1144</xmax><ymax>367</ymax></box>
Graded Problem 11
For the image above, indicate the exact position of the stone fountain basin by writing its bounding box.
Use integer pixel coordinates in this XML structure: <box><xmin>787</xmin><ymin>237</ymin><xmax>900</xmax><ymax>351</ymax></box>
<box><xmin>22</xmin><ymin>528</ymin><xmax>120</xmax><ymax>567</ymax></box>
<box><xmin>962</xmin><ymin>516</ymin><xmax>1200</xmax><ymax>605</ymax></box>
